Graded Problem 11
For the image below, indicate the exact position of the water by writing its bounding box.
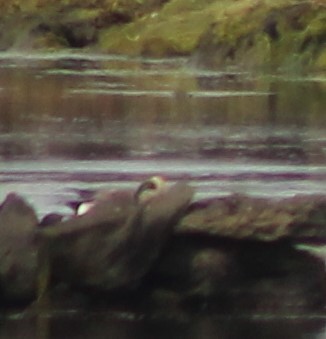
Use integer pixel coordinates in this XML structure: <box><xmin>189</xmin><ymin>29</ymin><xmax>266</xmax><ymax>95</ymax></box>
<box><xmin>0</xmin><ymin>52</ymin><xmax>326</xmax><ymax>337</ymax></box>
<box><xmin>1</xmin><ymin>158</ymin><xmax>326</xmax><ymax>218</ymax></box>
<box><xmin>0</xmin><ymin>312</ymin><xmax>326</xmax><ymax>339</ymax></box>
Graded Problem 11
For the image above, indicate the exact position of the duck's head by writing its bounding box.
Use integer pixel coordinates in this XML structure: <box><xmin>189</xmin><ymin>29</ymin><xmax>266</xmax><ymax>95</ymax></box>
<box><xmin>135</xmin><ymin>176</ymin><xmax>166</xmax><ymax>204</ymax></box>
<box><xmin>70</xmin><ymin>176</ymin><xmax>166</xmax><ymax>216</ymax></box>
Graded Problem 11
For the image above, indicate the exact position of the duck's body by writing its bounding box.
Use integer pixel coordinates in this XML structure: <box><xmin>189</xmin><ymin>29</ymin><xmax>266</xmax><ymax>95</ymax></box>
<box><xmin>68</xmin><ymin>176</ymin><xmax>166</xmax><ymax>216</ymax></box>
<box><xmin>38</xmin><ymin>176</ymin><xmax>193</xmax><ymax>293</ymax></box>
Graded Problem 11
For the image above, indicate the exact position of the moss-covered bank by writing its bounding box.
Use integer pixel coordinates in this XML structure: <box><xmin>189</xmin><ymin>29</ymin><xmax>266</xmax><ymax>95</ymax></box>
<box><xmin>0</xmin><ymin>0</ymin><xmax>325</xmax><ymax>72</ymax></box>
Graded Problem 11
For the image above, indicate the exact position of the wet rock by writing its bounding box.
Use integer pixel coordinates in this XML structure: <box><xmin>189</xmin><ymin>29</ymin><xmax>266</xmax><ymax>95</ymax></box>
<box><xmin>146</xmin><ymin>236</ymin><xmax>236</xmax><ymax>302</ymax></box>
<box><xmin>147</xmin><ymin>236</ymin><xmax>326</xmax><ymax>313</ymax></box>
<box><xmin>0</xmin><ymin>193</ymin><xmax>39</xmax><ymax>302</ymax></box>
<box><xmin>147</xmin><ymin>192</ymin><xmax>326</xmax><ymax>313</ymax></box>
<box><xmin>227</xmin><ymin>241</ymin><xmax>326</xmax><ymax>313</ymax></box>
<box><xmin>37</xmin><ymin>181</ymin><xmax>193</xmax><ymax>293</ymax></box>
<box><xmin>176</xmin><ymin>194</ymin><xmax>326</xmax><ymax>241</ymax></box>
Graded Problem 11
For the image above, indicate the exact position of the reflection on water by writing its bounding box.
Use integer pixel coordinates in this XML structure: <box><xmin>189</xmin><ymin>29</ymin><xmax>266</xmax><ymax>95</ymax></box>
<box><xmin>0</xmin><ymin>53</ymin><xmax>326</xmax><ymax>337</ymax></box>
<box><xmin>0</xmin><ymin>53</ymin><xmax>325</xmax><ymax>156</ymax></box>
<box><xmin>0</xmin><ymin>53</ymin><xmax>325</xmax><ymax>216</ymax></box>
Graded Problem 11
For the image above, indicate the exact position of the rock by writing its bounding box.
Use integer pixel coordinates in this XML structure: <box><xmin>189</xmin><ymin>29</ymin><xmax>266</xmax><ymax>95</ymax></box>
<box><xmin>176</xmin><ymin>194</ymin><xmax>326</xmax><ymax>241</ymax></box>
<box><xmin>37</xmin><ymin>181</ymin><xmax>193</xmax><ymax>293</ymax></box>
<box><xmin>147</xmin><ymin>192</ymin><xmax>326</xmax><ymax>313</ymax></box>
<box><xmin>226</xmin><ymin>241</ymin><xmax>326</xmax><ymax>313</ymax></box>
<box><xmin>145</xmin><ymin>236</ymin><xmax>236</xmax><ymax>306</ymax></box>
<box><xmin>147</xmin><ymin>236</ymin><xmax>326</xmax><ymax>313</ymax></box>
<box><xmin>0</xmin><ymin>193</ymin><xmax>39</xmax><ymax>301</ymax></box>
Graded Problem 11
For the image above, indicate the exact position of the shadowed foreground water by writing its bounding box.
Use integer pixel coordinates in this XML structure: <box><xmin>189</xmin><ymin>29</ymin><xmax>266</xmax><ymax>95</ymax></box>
<box><xmin>0</xmin><ymin>53</ymin><xmax>326</xmax><ymax>337</ymax></box>
<box><xmin>1</xmin><ymin>312</ymin><xmax>326</xmax><ymax>339</ymax></box>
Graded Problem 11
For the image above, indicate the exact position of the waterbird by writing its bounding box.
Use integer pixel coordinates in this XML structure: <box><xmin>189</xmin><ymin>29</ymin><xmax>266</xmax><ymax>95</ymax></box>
<box><xmin>67</xmin><ymin>176</ymin><xmax>167</xmax><ymax>215</ymax></box>
<box><xmin>37</xmin><ymin>176</ymin><xmax>193</xmax><ymax>294</ymax></box>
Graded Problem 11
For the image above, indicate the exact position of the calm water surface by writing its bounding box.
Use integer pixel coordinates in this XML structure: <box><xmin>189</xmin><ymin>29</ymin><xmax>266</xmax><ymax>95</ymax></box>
<box><xmin>0</xmin><ymin>52</ymin><xmax>326</xmax><ymax>338</ymax></box>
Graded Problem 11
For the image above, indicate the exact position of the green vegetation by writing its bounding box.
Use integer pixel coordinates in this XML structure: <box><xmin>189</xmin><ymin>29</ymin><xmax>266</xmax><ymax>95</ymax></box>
<box><xmin>0</xmin><ymin>0</ymin><xmax>324</xmax><ymax>72</ymax></box>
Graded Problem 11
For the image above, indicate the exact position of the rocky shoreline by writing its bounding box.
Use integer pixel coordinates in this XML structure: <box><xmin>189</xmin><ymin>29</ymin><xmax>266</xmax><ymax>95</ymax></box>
<box><xmin>0</xmin><ymin>0</ymin><xmax>325</xmax><ymax>73</ymax></box>
<box><xmin>0</xmin><ymin>181</ymin><xmax>325</xmax><ymax>314</ymax></box>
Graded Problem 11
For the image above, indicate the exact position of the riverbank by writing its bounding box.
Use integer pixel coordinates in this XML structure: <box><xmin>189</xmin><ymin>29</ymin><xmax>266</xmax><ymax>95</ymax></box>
<box><xmin>0</xmin><ymin>0</ymin><xmax>325</xmax><ymax>73</ymax></box>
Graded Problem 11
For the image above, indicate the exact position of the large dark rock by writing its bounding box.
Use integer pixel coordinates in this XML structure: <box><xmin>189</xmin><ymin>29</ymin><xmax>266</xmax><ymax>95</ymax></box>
<box><xmin>176</xmin><ymin>194</ymin><xmax>326</xmax><ymax>241</ymax></box>
<box><xmin>0</xmin><ymin>193</ymin><xmax>39</xmax><ymax>302</ymax></box>
<box><xmin>37</xmin><ymin>181</ymin><xmax>193</xmax><ymax>293</ymax></box>
<box><xmin>147</xmin><ymin>236</ymin><xmax>326</xmax><ymax>313</ymax></box>
<box><xmin>145</xmin><ymin>193</ymin><xmax>326</xmax><ymax>313</ymax></box>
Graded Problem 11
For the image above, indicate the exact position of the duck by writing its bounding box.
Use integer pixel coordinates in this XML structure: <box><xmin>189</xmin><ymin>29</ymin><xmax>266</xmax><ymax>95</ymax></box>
<box><xmin>68</xmin><ymin>176</ymin><xmax>166</xmax><ymax>216</ymax></box>
<box><xmin>37</xmin><ymin>176</ymin><xmax>194</xmax><ymax>294</ymax></box>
